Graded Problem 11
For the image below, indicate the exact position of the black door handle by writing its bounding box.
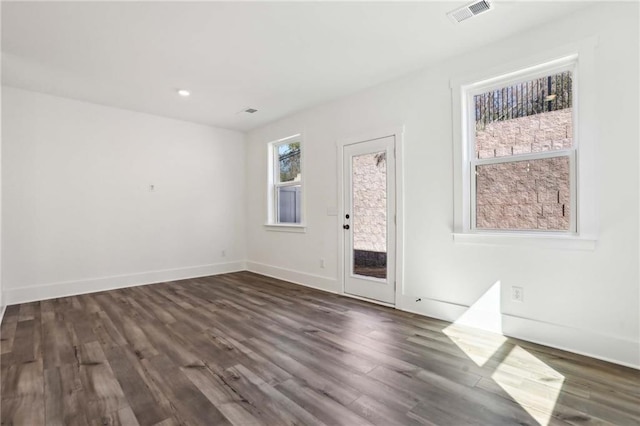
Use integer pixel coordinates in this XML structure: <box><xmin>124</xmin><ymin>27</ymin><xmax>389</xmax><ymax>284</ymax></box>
<box><xmin>343</xmin><ymin>224</ymin><xmax>350</xmax><ymax>230</ymax></box>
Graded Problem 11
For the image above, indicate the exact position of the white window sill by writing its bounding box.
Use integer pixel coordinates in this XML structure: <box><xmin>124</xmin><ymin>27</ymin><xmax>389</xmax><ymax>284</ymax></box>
<box><xmin>452</xmin><ymin>232</ymin><xmax>596</xmax><ymax>250</ymax></box>
<box><xmin>264</xmin><ymin>223</ymin><xmax>307</xmax><ymax>233</ymax></box>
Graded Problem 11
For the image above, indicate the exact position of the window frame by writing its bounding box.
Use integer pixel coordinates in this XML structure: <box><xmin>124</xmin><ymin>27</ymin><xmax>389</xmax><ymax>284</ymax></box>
<box><xmin>266</xmin><ymin>134</ymin><xmax>306</xmax><ymax>231</ymax></box>
<box><xmin>465</xmin><ymin>58</ymin><xmax>578</xmax><ymax>234</ymax></box>
<box><xmin>451</xmin><ymin>38</ymin><xmax>599</xmax><ymax>250</ymax></box>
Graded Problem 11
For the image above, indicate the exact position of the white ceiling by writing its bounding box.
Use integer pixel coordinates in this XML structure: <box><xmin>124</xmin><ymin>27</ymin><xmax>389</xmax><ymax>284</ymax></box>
<box><xmin>2</xmin><ymin>1</ymin><xmax>592</xmax><ymax>132</ymax></box>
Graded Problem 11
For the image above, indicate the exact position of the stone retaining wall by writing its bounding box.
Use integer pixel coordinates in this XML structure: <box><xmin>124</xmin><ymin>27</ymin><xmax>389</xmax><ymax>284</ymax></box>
<box><xmin>475</xmin><ymin>108</ymin><xmax>572</xmax><ymax>230</ymax></box>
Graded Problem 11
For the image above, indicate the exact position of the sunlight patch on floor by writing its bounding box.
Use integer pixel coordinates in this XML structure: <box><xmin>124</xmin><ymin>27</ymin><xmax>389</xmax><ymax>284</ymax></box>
<box><xmin>442</xmin><ymin>280</ymin><xmax>565</xmax><ymax>424</ymax></box>
<box><xmin>491</xmin><ymin>345</ymin><xmax>565</xmax><ymax>425</ymax></box>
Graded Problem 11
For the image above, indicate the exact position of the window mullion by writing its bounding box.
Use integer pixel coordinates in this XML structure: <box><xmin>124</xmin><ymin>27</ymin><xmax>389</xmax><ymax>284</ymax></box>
<box><xmin>275</xmin><ymin>180</ymin><xmax>303</xmax><ymax>189</ymax></box>
<box><xmin>472</xmin><ymin>149</ymin><xmax>573</xmax><ymax>167</ymax></box>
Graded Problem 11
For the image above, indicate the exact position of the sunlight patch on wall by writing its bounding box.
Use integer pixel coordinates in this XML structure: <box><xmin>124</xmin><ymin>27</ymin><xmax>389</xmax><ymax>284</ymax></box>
<box><xmin>443</xmin><ymin>280</ymin><xmax>506</xmax><ymax>366</ymax></box>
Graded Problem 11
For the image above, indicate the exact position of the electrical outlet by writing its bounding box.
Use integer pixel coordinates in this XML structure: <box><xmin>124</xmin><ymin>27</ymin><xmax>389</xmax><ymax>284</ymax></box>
<box><xmin>511</xmin><ymin>286</ymin><xmax>524</xmax><ymax>302</ymax></box>
<box><xmin>320</xmin><ymin>258</ymin><xmax>325</xmax><ymax>269</ymax></box>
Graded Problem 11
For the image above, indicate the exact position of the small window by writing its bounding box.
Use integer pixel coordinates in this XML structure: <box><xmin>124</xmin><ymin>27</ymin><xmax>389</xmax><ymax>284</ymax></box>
<box><xmin>269</xmin><ymin>136</ymin><xmax>303</xmax><ymax>225</ymax></box>
<box><xmin>468</xmin><ymin>63</ymin><xmax>576</xmax><ymax>232</ymax></box>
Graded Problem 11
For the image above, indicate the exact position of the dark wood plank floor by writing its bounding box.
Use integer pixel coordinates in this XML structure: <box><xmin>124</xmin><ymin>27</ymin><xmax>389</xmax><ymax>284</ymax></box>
<box><xmin>1</xmin><ymin>271</ymin><xmax>639</xmax><ymax>425</ymax></box>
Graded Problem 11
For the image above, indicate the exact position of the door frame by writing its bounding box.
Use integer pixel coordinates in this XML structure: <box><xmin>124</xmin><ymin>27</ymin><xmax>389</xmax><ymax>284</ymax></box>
<box><xmin>336</xmin><ymin>126</ymin><xmax>405</xmax><ymax>308</ymax></box>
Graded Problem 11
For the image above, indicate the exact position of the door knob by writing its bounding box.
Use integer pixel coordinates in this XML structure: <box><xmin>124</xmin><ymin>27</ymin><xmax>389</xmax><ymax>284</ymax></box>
<box><xmin>343</xmin><ymin>224</ymin><xmax>350</xmax><ymax>230</ymax></box>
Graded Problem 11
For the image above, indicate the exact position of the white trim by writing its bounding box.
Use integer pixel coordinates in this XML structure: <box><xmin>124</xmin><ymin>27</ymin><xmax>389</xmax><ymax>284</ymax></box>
<box><xmin>245</xmin><ymin>261</ymin><xmax>339</xmax><ymax>293</ymax></box>
<box><xmin>341</xmin><ymin>292</ymin><xmax>395</xmax><ymax>308</ymax></box>
<box><xmin>267</xmin><ymin>134</ymin><xmax>304</xmax><ymax>226</ymax></box>
<box><xmin>243</xmin><ymin>264</ymin><xmax>640</xmax><ymax>368</ymax></box>
<box><xmin>3</xmin><ymin>261</ymin><xmax>246</xmax><ymax>305</ymax></box>
<box><xmin>397</xmin><ymin>294</ymin><xmax>469</xmax><ymax>323</ymax></box>
<box><xmin>467</xmin><ymin>59</ymin><xmax>577</xmax><ymax>234</ymax></box>
<box><xmin>336</xmin><ymin>142</ymin><xmax>344</xmax><ymax>295</ymax></box>
<box><xmin>502</xmin><ymin>314</ymin><xmax>639</xmax><ymax>370</ymax></box>
<box><xmin>276</xmin><ymin>180</ymin><xmax>303</xmax><ymax>188</ymax></box>
<box><xmin>342</xmin><ymin>137</ymin><xmax>396</xmax><ymax>304</ymax></box>
<box><xmin>243</xmin><ymin>267</ymin><xmax>640</xmax><ymax>369</ymax></box>
<box><xmin>395</xmin><ymin>129</ymin><xmax>405</xmax><ymax>306</ymax></box>
<box><xmin>336</xmin><ymin>126</ymin><xmax>405</xmax><ymax>305</ymax></box>
<box><xmin>398</xmin><ymin>293</ymin><xmax>639</xmax><ymax>369</ymax></box>
<box><xmin>465</xmin><ymin>55</ymin><xmax>578</xmax><ymax>96</ymax></box>
<box><xmin>0</xmin><ymin>304</ymin><xmax>6</xmax><ymax>325</ymax></box>
<box><xmin>449</xmin><ymin>36</ymin><xmax>598</xmax><ymax>94</ymax></box>
<box><xmin>6</xmin><ymin>260</ymin><xmax>635</xmax><ymax>369</ymax></box>
<box><xmin>272</xmin><ymin>134</ymin><xmax>300</xmax><ymax>144</ymax></box>
<box><xmin>452</xmin><ymin>36</ymin><xmax>599</xmax><ymax>243</ymax></box>
<box><xmin>263</xmin><ymin>223</ymin><xmax>307</xmax><ymax>233</ymax></box>
<box><xmin>453</xmin><ymin>232</ymin><xmax>596</xmax><ymax>250</ymax></box>
<box><xmin>336</xmin><ymin>126</ymin><xmax>403</xmax><ymax>148</ymax></box>
<box><xmin>474</xmin><ymin>149</ymin><xmax>571</xmax><ymax>166</ymax></box>
<box><xmin>5</xmin><ymin>261</ymin><xmax>640</xmax><ymax>369</ymax></box>
<box><xmin>245</xmin><ymin>261</ymin><xmax>396</xmax><ymax>309</ymax></box>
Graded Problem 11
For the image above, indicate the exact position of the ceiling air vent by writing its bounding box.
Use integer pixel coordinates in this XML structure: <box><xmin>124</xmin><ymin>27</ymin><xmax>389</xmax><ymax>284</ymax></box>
<box><xmin>447</xmin><ymin>0</ymin><xmax>493</xmax><ymax>23</ymax></box>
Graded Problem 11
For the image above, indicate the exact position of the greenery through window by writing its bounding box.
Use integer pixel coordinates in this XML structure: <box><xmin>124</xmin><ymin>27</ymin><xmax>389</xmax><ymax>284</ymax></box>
<box><xmin>278</xmin><ymin>142</ymin><xmax>301</xmax><ymax>183</ymax></box>
<box><xmin>270</xmin><ymin>138</ymin><xmax>303</xmax><ymax>225</ymax></box>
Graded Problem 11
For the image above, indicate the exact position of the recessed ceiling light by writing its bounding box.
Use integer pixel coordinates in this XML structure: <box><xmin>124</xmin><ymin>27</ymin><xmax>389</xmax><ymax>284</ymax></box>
<box><xmin>177</xmin><ymin>89</ymin><xmax>190</xmax><ymax>97</ymax></box>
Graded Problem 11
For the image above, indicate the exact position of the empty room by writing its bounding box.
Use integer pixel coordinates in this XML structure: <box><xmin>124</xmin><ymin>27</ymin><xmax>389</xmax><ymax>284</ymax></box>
<box><xmin>1</xmin><ymin>1</ymin><xmax>639</xmax><ymax>425</ymax></box>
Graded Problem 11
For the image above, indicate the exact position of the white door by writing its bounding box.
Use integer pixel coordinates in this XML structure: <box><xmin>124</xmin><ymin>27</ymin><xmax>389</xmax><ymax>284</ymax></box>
<box><xmin>343</xmin><ymin>136</ymin><xmax>396</xmax><ymax>304</ymax></box>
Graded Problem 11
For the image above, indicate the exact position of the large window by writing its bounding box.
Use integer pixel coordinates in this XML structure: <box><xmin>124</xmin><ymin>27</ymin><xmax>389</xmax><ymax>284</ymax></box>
<box><xmin>269</xmin><ymin>136</ymin><xmax>303</xmax><ymax>225</ymax></box>
<box><xmin>466</xmin><ymin>60</ymin><xmax>577</xmax><ymax>233</ymax></box>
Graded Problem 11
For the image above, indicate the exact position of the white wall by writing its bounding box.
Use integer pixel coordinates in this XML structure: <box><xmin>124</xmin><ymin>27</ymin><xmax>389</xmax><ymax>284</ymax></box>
<box><xmin>2</xmin><ymin>87</ymin><xmax>246</xmax><ymax>303</ymax></box>
<box><xmin>245</xmin><ymin>3</ymin><xmax>639</xmax><ymax>367</ymax></box>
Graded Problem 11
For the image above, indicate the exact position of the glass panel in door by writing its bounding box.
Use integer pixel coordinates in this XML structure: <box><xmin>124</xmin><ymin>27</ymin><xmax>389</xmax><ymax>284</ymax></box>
<box><xmin>352</xmin><ymin>151</ymin><xmax>387</xmax><ymax>279</ymax></box>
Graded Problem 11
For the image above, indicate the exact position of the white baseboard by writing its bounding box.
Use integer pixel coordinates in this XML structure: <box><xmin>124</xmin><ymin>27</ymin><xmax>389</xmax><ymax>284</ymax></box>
<box><xmin>398</xmin><ymin>294</ymin><xmax>469</xmax><ymax>323</ymax></box>
<box><xmin>502</xmin><ymin>314</ymin><xmax>640</xmax><ymax>370</ymax></box>
<box><xmin>398</xmin><ymin>294</ymin><xmax>639</xmax><ymax>370</ymax></box>
<box><xmin>0</xmin><ymin>304</ymin><xmax>6</xmax><ymax>325</ymax></box>
<box><xmin>242</xmin><ymin>267</ymin><xmax>639</xmax><ymax>369</ymax></box>
<box><xmin>3</xmin><ymin>259</ymin><xmax>638</xmax><ymax>370</ymax></box>
<box><xmin>246</xmin><ymin>261</ymin><xmax>339</xmax><ymax>294</ymax></box>
<box><xmin>3</xmin><ymin>261</ymin><xmax>246</xmax><ymax>305</ymax></box>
